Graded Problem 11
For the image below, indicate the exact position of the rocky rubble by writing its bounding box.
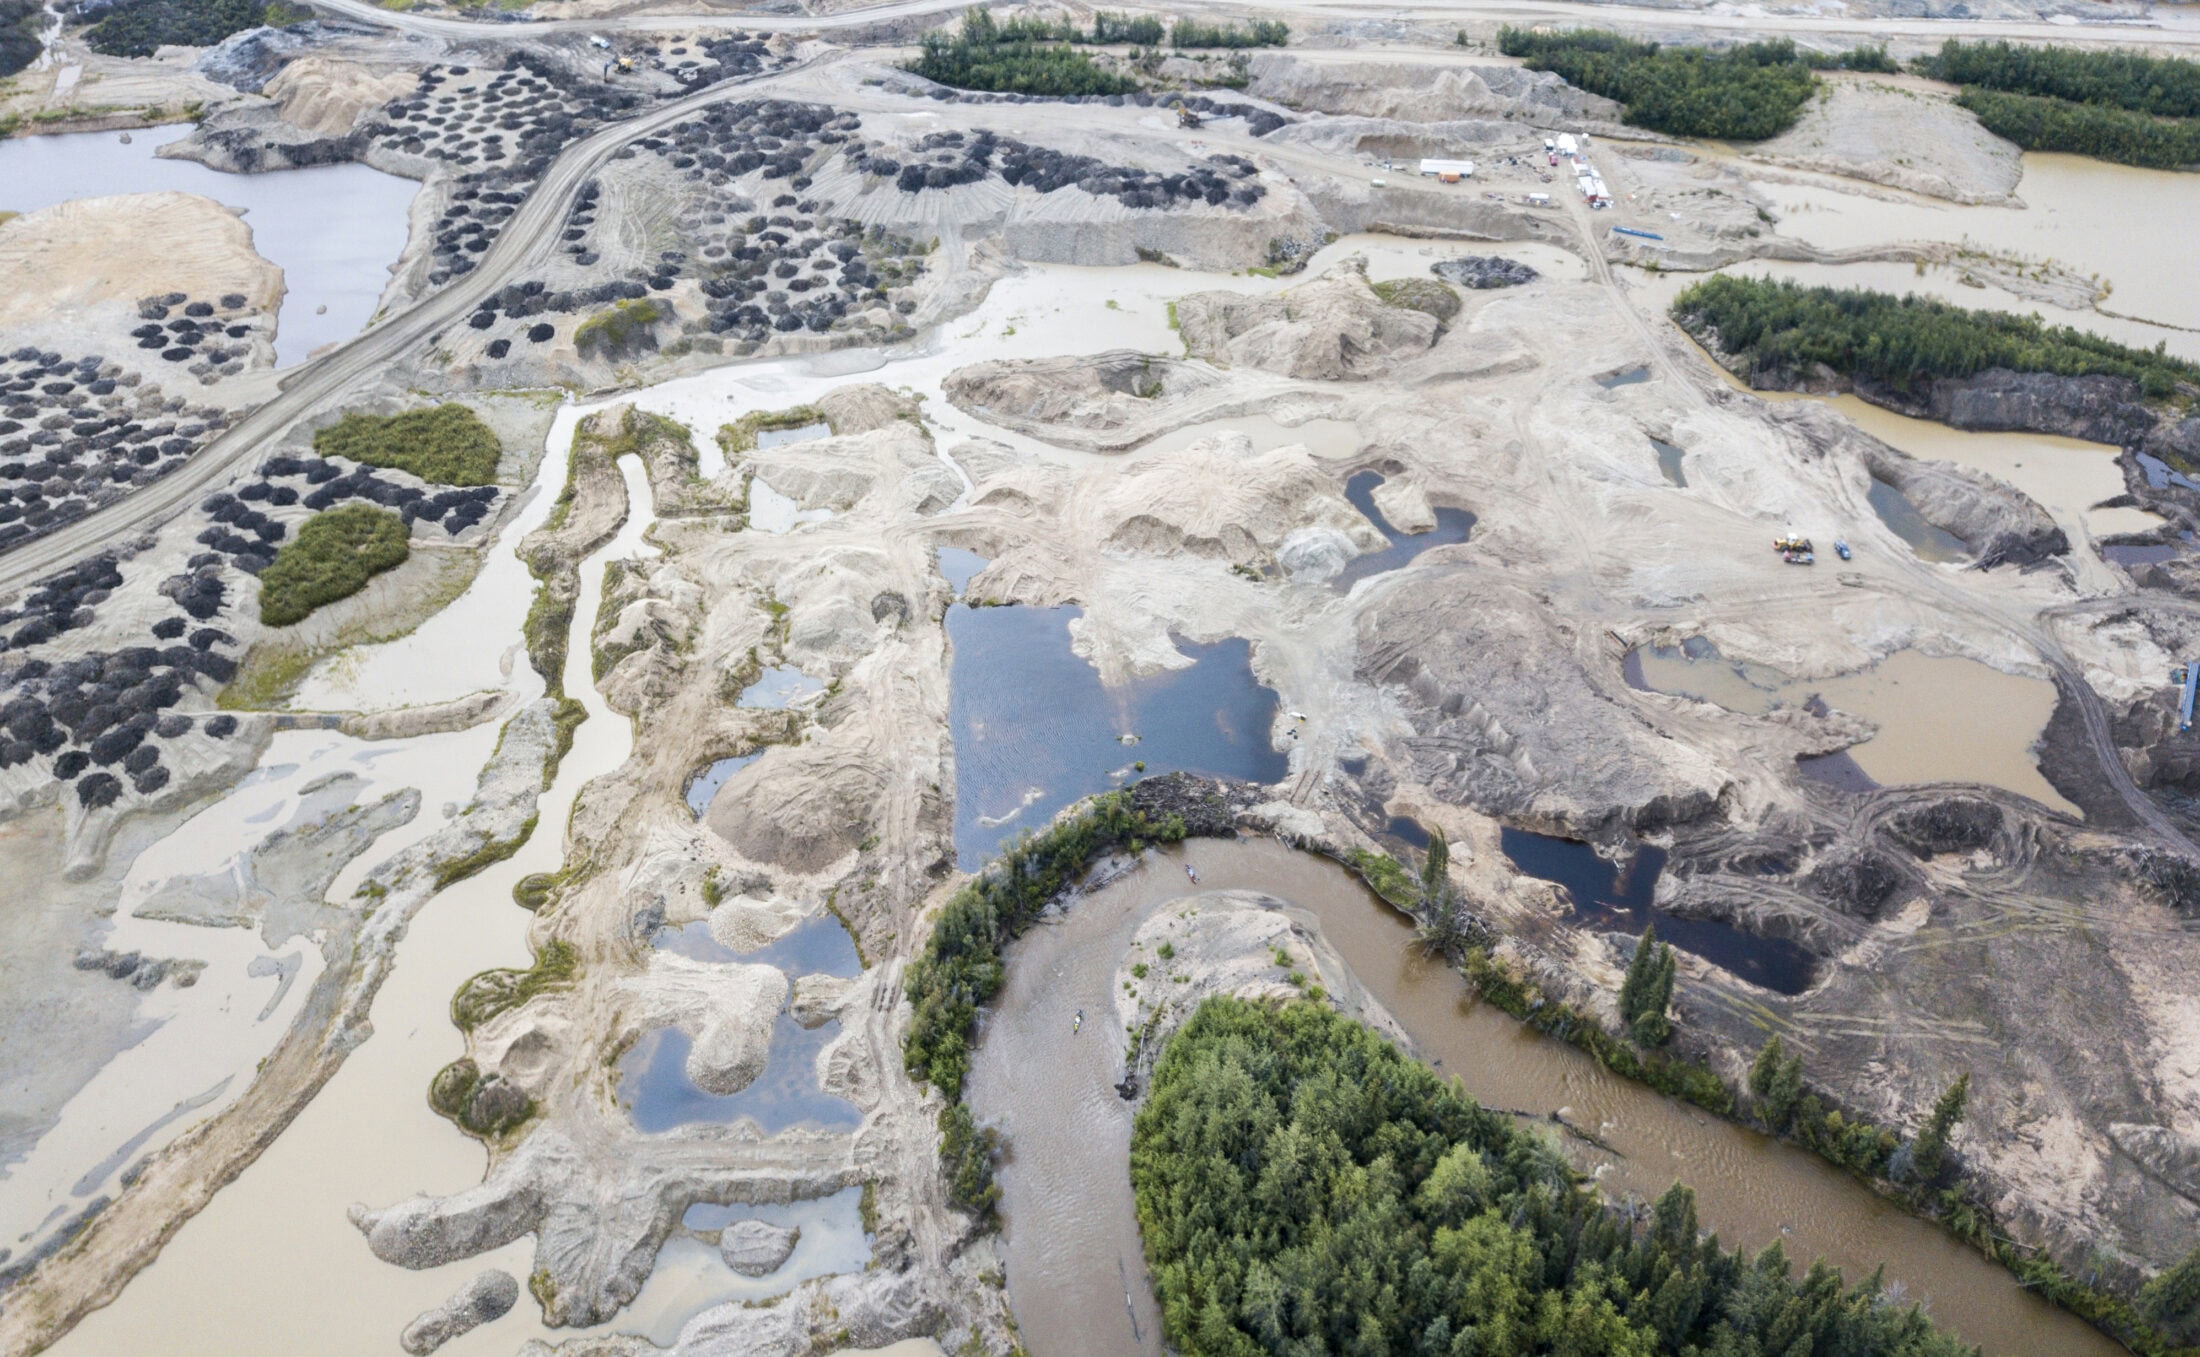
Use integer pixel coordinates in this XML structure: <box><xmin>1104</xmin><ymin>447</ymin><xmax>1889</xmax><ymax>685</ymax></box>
<box><xmin>1434</xmin><ymin>255</ymin><xmax>1539</xmax><ymax>290</ymax></box>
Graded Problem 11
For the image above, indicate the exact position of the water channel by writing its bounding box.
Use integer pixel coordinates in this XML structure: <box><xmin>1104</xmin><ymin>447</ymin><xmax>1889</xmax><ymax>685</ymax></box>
<box><xmin>0</xmin><ymin>125</ymin><xmax>419</xmax><ymax>366</ymax></box>
<box><xmin>1335</xmin><ymin>470</ymin><xmax>1476</xmax><ymax>590</ymax></box>
<box><xmin>968</xmin><ymin>836</ymin><xmax>2120</xmax><ymax>1357</ymax></box>
<box><xmin>49</xmin><ymin>435</ymin><xmax>676</xmax><ymax>1356</ymax></box>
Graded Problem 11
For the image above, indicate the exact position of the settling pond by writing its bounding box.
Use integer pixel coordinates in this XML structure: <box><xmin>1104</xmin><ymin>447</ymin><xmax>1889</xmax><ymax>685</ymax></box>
<box><xmin>0</xmin><ymin>126</ymin><xmax>419</xmax><ymax>366</ymax></box>
<box><xmin>968</xmin><ymin>837</ymin><xmax>2120</xmax><ymax>1357</ymax></box>
<box><xmin>1625</xmin><ymin>642</ymin><xmax>2079</xmax><ymax>816</ymax></box>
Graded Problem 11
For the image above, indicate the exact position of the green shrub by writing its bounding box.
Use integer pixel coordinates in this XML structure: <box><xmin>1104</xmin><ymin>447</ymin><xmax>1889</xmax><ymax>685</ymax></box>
<box><xmin>1802</xmin><ymin>45</ymin><xmax>1898</xmax><ymax>73</ymax></box>
<box><xmin>969</xmin><ymin>11</ymin><xmax>1165</xmax><ymax>44</ymax></box>
<box><xmin>1499</xmin><ymin>27</ymin><xmax>1819</xmax><ymax>140</ymax></box>
<box><xmin>257</xmin><ymin>504</ymin><xmax>410</xmax><ymax>627</ymax></box>
<box><xmin>1671</xmin><ymin>273</ymin><xmax>2200</xmax><ymax>401</ymax></box>
<box><xmin>2139</xmin><ymin>1244</ymin><xmax>2200</xmax><ymax>1347</ymax></box>
<box><xmin>1371</xmin><ymin>276</ymin><xmax>1461</xmax><ymax>322</ymax></box>
<box><xmin>938</xmin><ymin>1103</ymin><xmax>1000</xmax><ymax>1218</ymax></box>
<box><xmin>450</xmin><ymin>938</ymin><xmax>578</xmax><ymax>1030</ymax></box>
<box><xmin>433</xmin><ymin>813</ymin><xmax>537</xmax><ymax>889</ymax></box>
<box><xmin>573</xmin><ymin>298</ymin><xmax>663</xmax><ymax>359</ymax></box>
<box><xmin>716</xmin><ymin>404</ymin><xmax>831</xmax><ymax>457</ymax></box>
<box><xmin>313</xmin><ymin>404</ymin><xmax>502</xmax><ymax>486</ymax></box>
<box><xmin>1131</xmin><ymin>997</ymin><xmax>1974</xmax><ymax>1356</ymax></box>
<box><xmin>1345</xmin><ymin>847</ymin><xmax>1419</xmax><ymax>909</ymax></box>
<box><xmin>427</xmin><ymin>1056</ymin><xmax>534</xmax><ymax>1137</ymax></box>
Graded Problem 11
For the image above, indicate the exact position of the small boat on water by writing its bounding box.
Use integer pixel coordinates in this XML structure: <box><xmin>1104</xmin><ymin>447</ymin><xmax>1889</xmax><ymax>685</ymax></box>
<box><xmin>1834</xmin><ymin>540</ymin><xmax>1852</xmax><ymax>560</ymax></box>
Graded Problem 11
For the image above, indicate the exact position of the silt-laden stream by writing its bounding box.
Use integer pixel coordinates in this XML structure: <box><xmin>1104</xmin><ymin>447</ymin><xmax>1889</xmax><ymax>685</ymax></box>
<box><xmin>970</xmin><ymin>836</ymin><xmax>2118</xmax><ymax>1357</ymax></box>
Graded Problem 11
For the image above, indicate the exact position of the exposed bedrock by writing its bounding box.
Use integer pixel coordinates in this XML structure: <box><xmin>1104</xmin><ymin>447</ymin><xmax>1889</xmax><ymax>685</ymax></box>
<box><xmin>401</xmin><ymin>1270</ymin><xmax>519</xmax><ymax>1356</ymax></box>
<box><xmin>1357</xmin><ymin>572</ymin><xmax>1728</xmax><ymax>832</ymax></box>
<box><xmin>1863</xmin><ymin>442</ymin><xmax>2069</xmax><ymax>566</ymax></box>
<box><xmin>1734</xmin><ymin>354</ymin><xmax>2200</xmax><ymax>466</ymax></box>
<box><xmin>165</xmin><ymin>103</ymin><xmax>372</xmax><ymax>174</ymax></box>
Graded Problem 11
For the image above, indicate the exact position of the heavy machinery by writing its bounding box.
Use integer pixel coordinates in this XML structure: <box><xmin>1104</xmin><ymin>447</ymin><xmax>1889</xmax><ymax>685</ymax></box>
<box><xmin>1177</xmin><ymin>106</ymin><xmax>1203</xmax><ymax>129</ymax></box>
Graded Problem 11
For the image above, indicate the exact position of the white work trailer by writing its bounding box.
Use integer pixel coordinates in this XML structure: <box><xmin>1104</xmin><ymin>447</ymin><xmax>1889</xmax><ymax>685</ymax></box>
<box><xmin>1418</xmin><ymin>158</ymin><xmax>1476</xmax><ymax>179</ymax></box>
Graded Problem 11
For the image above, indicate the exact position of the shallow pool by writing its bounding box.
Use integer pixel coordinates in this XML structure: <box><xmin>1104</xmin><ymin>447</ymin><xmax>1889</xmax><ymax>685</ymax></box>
<box><xmin>0</xmin><ymin>126</ymin><xmax>418</xmax><ymax>367</ymax></box>
<box><xmin>684</xmin><ymin>753</ymin><xmax>760</xmax><ymax>819</ymax></box>
<box><xmin>948</xmin><ymin>604</ymin><xmax>1285</xmax><ymax>867</ymax></box>
<box><xmin>936</xmin><ymin>546</ymin><xmax>987</xmax><ymax>598</ymax></box>
<box><xmin>736</xmin><ymin>665</ymin><xmax>824</xmax><ymax>710</ymax></box>
<box><xmin>652</xmin><ymin>913</ymin><xmax>862</xmax><ymax>977</ymax></box>
<box><xmin>616</xmin><ymin>1021</ymin><xmax>860</xmax><ymax>1136</ymax></box>
<box><xmin>1500</xmin><ymin>828</ymin><xmax>1816</xmax><ymax>995</ymax></box>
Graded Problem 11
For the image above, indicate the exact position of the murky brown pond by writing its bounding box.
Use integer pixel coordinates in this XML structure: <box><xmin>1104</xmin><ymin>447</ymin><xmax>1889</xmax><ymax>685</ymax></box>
<box><xmin>1630</xmin><ymin>646</ymin><xmax>2078</xmax><ymax>817</ymax></box>
<box><xmin>972</xmin><ymin>837</ymin><xmax>2120</xmax><ymax>1357</ymax></box>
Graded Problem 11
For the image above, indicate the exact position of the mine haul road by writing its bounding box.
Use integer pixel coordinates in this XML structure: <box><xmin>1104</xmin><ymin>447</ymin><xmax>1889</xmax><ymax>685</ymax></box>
<box><xmin>0</xmin><ymin>56</ymin><xmax>835</xmax><ymax>601</ymax></box>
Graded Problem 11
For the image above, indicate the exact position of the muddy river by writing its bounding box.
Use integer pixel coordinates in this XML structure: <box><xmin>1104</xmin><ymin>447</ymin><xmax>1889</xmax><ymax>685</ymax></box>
<box><xmin>969</xmin><ymin>836</ymin><xmax>2120</xmax><ymax>1357</ymax></box>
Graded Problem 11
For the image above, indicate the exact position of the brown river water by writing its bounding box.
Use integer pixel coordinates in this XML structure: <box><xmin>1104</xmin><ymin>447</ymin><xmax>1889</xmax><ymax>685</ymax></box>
<box><xmin>968</xmin><ymin>836</ymin><xmax>2120</xmax><ymax>1357</ymax></box>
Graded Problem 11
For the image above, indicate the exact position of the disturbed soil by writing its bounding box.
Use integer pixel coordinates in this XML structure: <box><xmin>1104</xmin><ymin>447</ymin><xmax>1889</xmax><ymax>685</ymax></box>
<box><xmin>3</xmin><ymin>8</ymin><xmax>2200</xmax><ymax>1357</ymax></box>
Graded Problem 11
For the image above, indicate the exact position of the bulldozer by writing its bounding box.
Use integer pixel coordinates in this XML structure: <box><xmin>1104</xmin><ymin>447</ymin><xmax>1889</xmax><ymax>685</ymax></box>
<box><xmin>1176</xmin><ymin>106</ymin><xmax>1203</xmax><ymax>129</ymax></box>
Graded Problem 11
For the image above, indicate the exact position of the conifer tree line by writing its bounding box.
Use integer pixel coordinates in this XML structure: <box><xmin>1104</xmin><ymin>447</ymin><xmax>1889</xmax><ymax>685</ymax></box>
<box><xmin>1671</xmin><ymin>274</ymin><xmax>2200</xmax><ymax>401</ymax></box>
<box><xmin>904</xmin><ymin>10</ymin><xmax>1288</xmax><ymax>96</ymax></box>
<box><xmin>1618</xmin><ymin>925</ymin><xmax>1677</xmax><ymax>1047</ymax></box>
<box><xmin>1915</xmin><ymin>40</ymin><xmax>2200</xmax><ymax>170</ymax></box>
<box><xmin>1497</xmin><ymin>29</ymin><xmax>1891</xmax><ymax>141</ymax></box>
<box><xmin>1131</xmin><ymin>997</ymin><xmax>1979</xmax><ymax>1356</ymax></box>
